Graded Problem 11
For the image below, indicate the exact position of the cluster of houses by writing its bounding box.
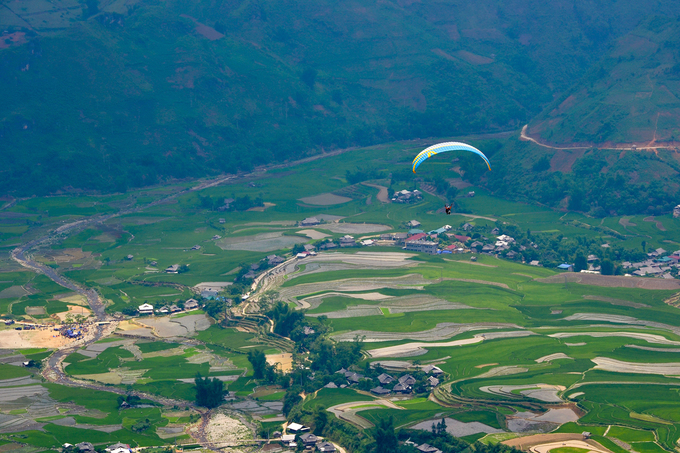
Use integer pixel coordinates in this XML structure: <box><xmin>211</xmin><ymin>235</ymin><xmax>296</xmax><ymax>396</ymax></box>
<box><xmin>62</xmin><ymin>442</ymin><xmax>131</xmax><ymax>453</ymax></box>
<box><xmin>320</xmin><ymin>365</ymin><xmax>443</xmax><ymax>396</ymax></box>
<box><xmin>403</xmin><ymin>441</ymin><xmax>445</xmax><ymax>453</ymax></box>
<box><xmin>370</xmin><ymin>366</ymin><xmax>443</xmax><ymax>395</ymax></box>
<box><xmin>391</xmin><ymin>189</ymin><xmax>423</xmax><ymax>203</ymax></box>
<box><xmin>136</xmin><ymin>298</ymin><xmax>199</xmax><ymax>316</ymax></box>
<box><xmin>468</xmin><ymin>231</ymin><xmax>521</xmax><ymax>256</ymax></box>
<box><xmin>275</xmin><ymin>423</ymin><xmax>336</xmax><ymax>451</ymax></box>
<box><xmin>316</xmin><ymin>235</ymin><xmax>356</xmax><ymax>250</ymax></box>
<box><xmin>300</xmin><ymin>217</ymin><xmax>323</xmax><ymax>226</ymax></box>
<box><xmin>624</xmin><ymin>248</ymin><xmax>680</xmax><ymax>278</ymax></box>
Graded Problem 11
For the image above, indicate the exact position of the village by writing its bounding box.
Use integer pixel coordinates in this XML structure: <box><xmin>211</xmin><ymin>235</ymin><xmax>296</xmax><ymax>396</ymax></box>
<box><xmin>262</xmin><ymin>364</ymin><xmax>447</xmax><ymax>453</ymax></box>
<box><xmin>292</xmin><ymin>216</ymin><xmax>680</xmax><ymax>280</ymax></box>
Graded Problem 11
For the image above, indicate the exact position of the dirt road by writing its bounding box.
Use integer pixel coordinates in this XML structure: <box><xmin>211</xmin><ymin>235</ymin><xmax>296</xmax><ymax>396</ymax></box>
<box><xmin>520</xmin><ymin>124</ymin><xmax>679</xmax><ymax>151</ymax></box>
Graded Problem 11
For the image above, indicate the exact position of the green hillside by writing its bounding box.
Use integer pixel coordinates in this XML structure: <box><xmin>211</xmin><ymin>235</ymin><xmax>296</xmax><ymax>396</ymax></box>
<box><xmin>527</xmin><ymin>16</ymin><xmax>680</xmax><ymax>146</ymax></box>
<box><xmin>3</xmin><ymin>0</ymin><xmax>680</xmax><ymax>195</ymax></box>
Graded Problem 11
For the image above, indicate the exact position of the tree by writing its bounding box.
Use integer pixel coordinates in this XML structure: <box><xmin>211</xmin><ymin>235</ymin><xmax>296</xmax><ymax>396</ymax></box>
<box><xmin>313</xmin><ymin>405</ymin><xmax>328</xmax><ymax>435</ymax></box>
<box><xmin>259</xmin><ymin>290</ymin><xmax>279</xmax><ymax>309</ymax></box>
<box><xmin>194</xmin><ymin>373</ymin><xmax>226</xmax><ymax>408</ymax></box>
<box><xmin>301</xmin><ymin>68</ymin><xmax>317</xmax><ymax>88</ymax></box>
<box><xmin>25</xmin><ymin>359</ymin><xmax>40</xmax><ymax>369</ymax></box>
<box><xmin>574</xmin><ymin>253</ymin><xmax>587</xmax><ymax>272</ymax></box>
<box><xmin>372</xmin><ymin>417</ymin><xmax>398</xmax><ymax>453</ymax></box>
<box><xmin>283</xmin><ymin>387</ymin><xmax>302</xmax><ymax>415</ymax></box>
<box><xmin>131</xmin><ymin>418</ymin><xmax>151</xmax><ymax>432</ymax></box>
<box><xmin>84</xmin><ymin>0</ymin><xmax>99</xmax><ymax>17</ymax></box>
<box><xmin>601</xmin><ymin>258</ymin><xmax>614</xmax><ymax>275</ymax></box>
<box><xmin>292</xmin><ymin>243</ymin><xmax>306</xmax><ymax>254</ymax></box>
<box><xmin>446</xmin><ymin>186</ymin><xmax>458</xmax><ymax>201</ymax></box>
<box><xmin>204</xmin><ymin>299</ymin><xmax>226</xmax><ymax>319</ymax></box>
<box><xmin>121</xmin><ymin>306</ymin><xmax>137</xmax><ymax>316</ymax></box>
<box><xmin>248</xmin><ymin>350</ymin><xmax>268</xmax><ymax>379</ymax></box>
<box><xmin>267</xmin><ymin>301</ymin><xmax>304</xmax><ymax>337</ymax></box>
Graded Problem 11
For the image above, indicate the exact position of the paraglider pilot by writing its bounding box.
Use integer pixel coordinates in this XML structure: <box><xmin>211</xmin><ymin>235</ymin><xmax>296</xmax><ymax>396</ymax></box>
<box><xmin>445</xmin><ymin>204</ymin><xmax>452</xmax><ymax>215</ymax></box>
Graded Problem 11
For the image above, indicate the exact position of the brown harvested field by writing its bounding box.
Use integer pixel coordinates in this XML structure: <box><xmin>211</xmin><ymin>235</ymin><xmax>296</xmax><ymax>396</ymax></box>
<box><xmin>592</xmin><ymin>357</ymin><xmax>680</xmax><ymax>375</ymax></box>
<box><xmin>180</xmin><ymin>15</ymin><xmax>225</xmax><ymax>40</ymax></box>
<box><xmin>266</xmin><ymin>353</ymin><xmax>293</xmax><ymax>373</ymax></box>
<box><xmin>322</xmin><ymin>223</ymin><xmax>391</xmax><ymax>234</ymax></box>
<box><xmin>280</xmin><ymin>274</ymin><xmax>432</xmax><ymax>308</ymax></box>
<box><xmin>454</xmin><ymin>50</ymin><xmax>494</xmax><ymax>65</ymax></box>
<box><xmin>537</xmin><ymin>273</ymin><xmax>680</xmax><ymax>290</ymax></box>
<box><xmin>475</xmin><ymin>363</ymin><xmax>498</xmax><ymax>368</ymax></box>
<box><xmin>432</xmin><ymin>48</ymin><xmax>457</xmax><ymax>61</ymax></box>
<box><xmin>296</xmin><ymin>229</ymin><xmax>329</xmax><ymax>239</ymax></box>
<box><xmin>246</xmin><ymin>202</ymin><xmax>276</xmax><ymax>212</ymax></box>
<box><xmin>643</xmin><ymin>216</ymin><xmax>666</xmax><ymax>231</ymax></box>
<box><xmin>57</xmin><ymin>294</ymin><xmax>89</xmax><ymax>306</ymax></box>
<box><xmin>92</xmin><ymin>232</ymin><xmax>117</xmax><ymax>242</ymax></box>
<box><xmin>217</xmin><ymin>232</ymin><xmax>306</xmax><ymax>252</ymax></box>
<box><xmin>582</xmin><ymin>294</ymin><xmax>649</xmax><ymax>308</ymax></box>
<box><xmin>42</xmin><ymin>248</ymin><xmax>89</xmax><ymax>263</ymax></box>
<box><xmin>117</xmin><ymin>320</ymin><xmax>146</xmax><ymax>331</ymax></box>
<box><xmin>443</xmin><ymin>277</ymin><xmax>509</xmax><ymax>289</ymax></box>
<box><xmin>361</xmin><ymin>183</ymin><xmax>390</xmax><ymax>203</ymax></box>
<box><xmin>549</xmin><ymin>149</ymin><xmax>587</xmax><ymax>173</ymax></box>
<box><xmin>335</xmin><ymin>321</ymin><xmax>521</xmax><ymax>343</ymax></box>
<box><xmin>549</xmin><ymin>331</ymin><xmax>680</xmax><ymax>346</ymax></box>
<box><xmin>55</xmin><ymin>305</ymin><xmax>92</xmax><ymax>321</ymax></box>
<box><xmin>503</xmin><ymin>433</ymin><xmax>610</xmax><ymax>450</ymax></box>
<box><xmin>619</xmin><ymin>217</ymin><xmax>637</xmax><ymax>228</ymax></box>
<box><xmin>535</xmin><ymin>353</ymin><xmax>572</xmax><ymax>363</ymax></box>
<box><xmin>447</xmin><ymin>259</ymin><xmax>497</xmax><ymax>268</ymax></box>
<box><xmin>298</xmin><ymin>193</ymin><xmax>352</xmax><ymax>205</ymax></box>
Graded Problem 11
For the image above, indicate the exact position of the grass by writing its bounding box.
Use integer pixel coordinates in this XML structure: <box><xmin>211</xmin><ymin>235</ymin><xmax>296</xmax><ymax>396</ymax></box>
<box><xmin>136</xmin><ymin>342</ymin><xmax>181</xmax><ymax>353</ymax></box>
<box><xmin>449</xmin><ymin>410</ymin><xmax>501</xmax><ymax>429</ymax></box>
<box><xmin>361</xmin><ymin>399</ymin><xmax>448</xmax><ymax>428</ymax></box>
<box><xmin>256</xmin><ymin>391</ymin><xmax>286</xmax><ymax>401</ymax></box>
<box><xmin>607</xmin><ymin>426</ymin><xmax>656</xmax><ymax>442</ymax></box>
<box><xmin>478</xmin><ymin>433</ymin><xmax>520</xmax><ymax>444</ymax></box>
<box><xmin>65</xmin><ymin>346</ymin><xmax>134</xmax><ymax>375</ymax></box>
<box><xmin>550</xmin><ymin>448</ymin><xmax>590</xmax><ymax>453</ymax></box>
<box><xmin>195</xmin><ymin>325</ymin><xmax>261</xmax><ymax>350</ymax></box>
<box><xmin>304</xmin><ymin>388</ymin><xmax>375</xmax><ymax>409</ymax></box>
<box><xmin>0</xmin><ymin>364</ymin><xmax>33</xmax><ymax>379</ymax></box>
<box><xmin>173</xmin><ymin>309</ymin><xmax>205</xmax><ymax>317</ymax></box>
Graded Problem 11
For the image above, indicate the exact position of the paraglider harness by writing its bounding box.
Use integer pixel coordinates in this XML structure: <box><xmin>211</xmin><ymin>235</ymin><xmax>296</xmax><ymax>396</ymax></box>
<box><xmin>444</xmin><ymin>205</ymin><xmax>452</xmax><ymax>215</ymax></box>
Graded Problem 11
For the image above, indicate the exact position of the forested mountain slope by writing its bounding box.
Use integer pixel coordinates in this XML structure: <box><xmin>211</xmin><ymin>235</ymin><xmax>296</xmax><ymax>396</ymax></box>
<box><xmin>527</xmin><ymin>16</ymin><xmax>680</xmax><ymax>146</ymax></box>
<box><xmin>2</xmin><ymin>0</ymin><xmax>680</xmax><ymax>195</ymax></box>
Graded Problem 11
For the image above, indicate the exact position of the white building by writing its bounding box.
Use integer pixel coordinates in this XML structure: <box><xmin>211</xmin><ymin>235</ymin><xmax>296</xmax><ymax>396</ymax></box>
<box><xmin>138</xmin><ymin>303</ymin><xmax>154</xmax><ymax>315</ymax></box>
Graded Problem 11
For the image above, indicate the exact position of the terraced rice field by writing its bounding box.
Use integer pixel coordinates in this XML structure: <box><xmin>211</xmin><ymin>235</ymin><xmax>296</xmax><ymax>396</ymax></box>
<box><xmin>278</xmin><ymin>252</ymin><xmax>680</xmax><ymax>448</ymax></box>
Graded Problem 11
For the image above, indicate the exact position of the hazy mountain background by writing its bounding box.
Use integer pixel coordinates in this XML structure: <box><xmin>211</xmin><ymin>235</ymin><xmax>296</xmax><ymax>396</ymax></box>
<box><xmin>2</xmin><ymin>0</ymin><xmax>680</xmax><ymax>204</ymax></box>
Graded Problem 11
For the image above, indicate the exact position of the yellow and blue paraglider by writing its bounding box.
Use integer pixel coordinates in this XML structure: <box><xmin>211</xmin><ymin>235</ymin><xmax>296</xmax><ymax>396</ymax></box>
<box><xmin>412</xmin><ymin>142</ymin><xmax>491</xmax><ymax>173</ymax></box>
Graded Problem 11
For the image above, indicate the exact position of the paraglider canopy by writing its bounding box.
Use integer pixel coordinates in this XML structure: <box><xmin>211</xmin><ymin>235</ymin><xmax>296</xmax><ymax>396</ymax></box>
<box><xmin>412</xmin><ymin>142</ymin><xmax>491</xmax><ymax>173</ymax></box>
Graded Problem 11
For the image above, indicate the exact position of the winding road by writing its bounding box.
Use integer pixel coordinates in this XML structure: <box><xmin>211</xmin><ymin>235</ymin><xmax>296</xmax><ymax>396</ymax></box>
<box><xmin>6</xmin><ymin>146</ymin><xmax>376</xmax><ymax>447</ymax></box>
<box><xmin>520</xmin><ymin>124</ymin><xmax>680</xmax><ymax>151</ymax></box>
